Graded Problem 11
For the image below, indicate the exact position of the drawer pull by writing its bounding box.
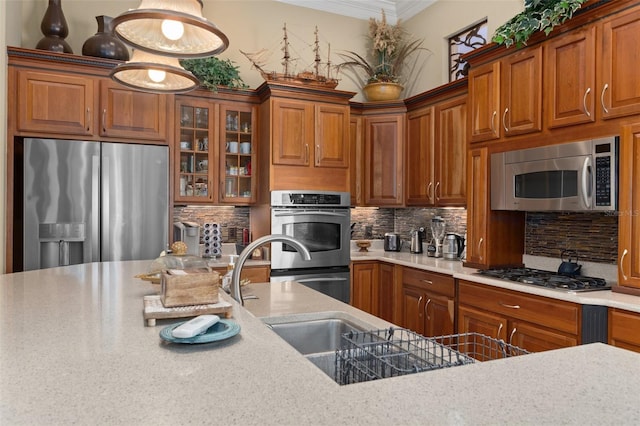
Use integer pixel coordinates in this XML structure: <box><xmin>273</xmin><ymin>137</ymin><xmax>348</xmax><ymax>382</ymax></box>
<box><xmin>421</xmin><ymin>279</ymin><xmax>433</xmax><ymax>285</ymax></box>
<box><xmin>499</xmin><ymin>302</ymin><xmax>521</xmax><ymax>309</ymax></box>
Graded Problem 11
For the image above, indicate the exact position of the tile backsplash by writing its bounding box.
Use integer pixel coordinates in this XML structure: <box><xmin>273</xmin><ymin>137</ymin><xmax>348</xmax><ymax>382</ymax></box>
<box><xmin>173</xmin><ymin>205</ymin><xmax>618</xmax><ymax>265</ymax></box>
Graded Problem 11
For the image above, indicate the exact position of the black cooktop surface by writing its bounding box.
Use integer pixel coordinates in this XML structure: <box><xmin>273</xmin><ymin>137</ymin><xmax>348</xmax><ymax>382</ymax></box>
<box><xmin>476</xmin><ymin>267</ymin><xmax>611</xmax><ymax>292</ymax></box>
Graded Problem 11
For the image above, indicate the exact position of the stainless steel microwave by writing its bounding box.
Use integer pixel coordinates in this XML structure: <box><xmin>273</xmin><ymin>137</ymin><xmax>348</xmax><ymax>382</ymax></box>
<box><xmin>491</xmin><ymin>137</ymin><xmax>618</xmax><ymax>211</ymax></box>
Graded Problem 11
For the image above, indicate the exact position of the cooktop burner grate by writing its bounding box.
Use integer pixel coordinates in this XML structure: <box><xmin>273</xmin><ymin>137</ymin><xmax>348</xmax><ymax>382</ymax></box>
<box><xmin>476</xmin><ymin>267</ymin><xmax>610</xmax><ymax>292</ymax></box>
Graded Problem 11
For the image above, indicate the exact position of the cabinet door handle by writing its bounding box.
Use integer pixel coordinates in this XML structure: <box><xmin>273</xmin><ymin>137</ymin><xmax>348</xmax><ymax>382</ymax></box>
<box><xmin>509</xmin><ymin>328</ymin><xmax>517</xmax><ymax>345</ymax></box>
<box><xmin>435</xmin><ymin>182</ymin><xmax>441</xmax><ymax>201</ymax></box>
<box><xmin>315</xmin><ymin>144</ymin><xmax>320</xmax><ymax>165</ymax></box>
<box><xmin>417</xmin><ymin>295</ymin><xmax>424</xmax><ymax>317</ymax></box>
<box><xmin>305</xmin><ymin>144</ymin><xmax>309</xmax><ymax>164</ymax></box>
<box><xmin>424</xmin><ymin>298</ymin><xmax>431</xmax><ymax>321</ymax></box>
<box><xmin>477</xmin><ymin>237</ymin><xmax>484</xmax><ymax>253</ymax></box>
<box><xmin>490</xmin><ymin>111</ymin><xmax>497</xmax><ymax>134</ymax></box>
<box><xmin>502</xmin><ymin>107</ymin><xmax>509</xmax><ymax>133</ymax></box>
<box><xmin>86</xmin><ymin>107</ymin><xmax>91</xmax><ymax>132</ymax></box>
<box><xmin>620</xmin><ymin>248</ymin><xmax>628</xmax><ymax>281</ymax></box>
<box><xmin>497</xmin><ymin>323</ymin><xmax>503</xmax><ymax>338</ymax></box>
<box><xmin>427</xmin><ymin>182</ymin><xmax>433</xmax><ymax>203</ymax></box>
<box><xmin>583</xmin><ymin>87</ymin><xmax>592</xmax><ymax>117</ymax></box>
<box><xmin>600</xmin><ymin>83</ymin><xmax>609</xmax><ymax>114</ymax></box>
<box><xmin>499</xmin><ymin>302</ymin><xmax>521</xmax><ymax>309</ymax></box>
<box><xmin>421</xmin><ymin>279</ymin><xmax>433</xmax><ymax>285</ymax></box>
<box><xmin>102</xmin><ymin>108</ymin><xmax>107</xmax><ymax>133</ymax></box>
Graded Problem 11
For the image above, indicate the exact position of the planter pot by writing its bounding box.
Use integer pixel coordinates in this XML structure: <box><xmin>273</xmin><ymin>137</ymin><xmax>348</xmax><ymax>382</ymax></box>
<box><xmin>362</xmin><ymin>82</ymin><xmax>404</xmax><ymax>102</ymax></box>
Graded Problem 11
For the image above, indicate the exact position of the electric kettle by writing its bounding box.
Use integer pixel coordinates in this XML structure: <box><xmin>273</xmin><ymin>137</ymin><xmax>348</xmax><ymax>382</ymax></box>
<box><xmin>443</xmin><ymin>233</ymin><xmax>465</xmax><ymax>260</ymax></box>
<box><xmin>410</xmin><ymin>228</ymin><xmax>425</xmax><ymax>254</ymax></box>
<box><xmin>384</xmin><ymin>233</ymin><xmax>402</xmax><ymax>252</ymax></box>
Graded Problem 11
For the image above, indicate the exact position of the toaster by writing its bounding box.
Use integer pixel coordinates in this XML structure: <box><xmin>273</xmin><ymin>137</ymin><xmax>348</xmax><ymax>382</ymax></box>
<box><xmin>384</xmin><ymin>233</ymin><xmax>402</xmax><ymax>252</ymax></box>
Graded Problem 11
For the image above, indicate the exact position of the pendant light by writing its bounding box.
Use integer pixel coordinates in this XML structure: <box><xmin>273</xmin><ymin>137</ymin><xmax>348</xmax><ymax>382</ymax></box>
<box><xmin>111</xmin><ymin>0</ymin><xmax>229</xmax><ymax>58</ymax></box>
<box><xmin>110</xmin><ymin>50</ymin><xmax>200</xmax><ymax>93</ymax></box>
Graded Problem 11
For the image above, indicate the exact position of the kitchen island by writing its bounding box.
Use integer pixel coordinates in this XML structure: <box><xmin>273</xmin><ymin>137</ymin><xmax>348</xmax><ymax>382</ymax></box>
<box><xmin>1</xmin><ymin>261</ymin><xmax>639</xmax><ymax>425</ymax></box>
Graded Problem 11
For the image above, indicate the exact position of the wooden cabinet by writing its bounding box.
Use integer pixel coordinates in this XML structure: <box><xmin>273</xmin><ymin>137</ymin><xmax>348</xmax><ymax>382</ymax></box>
<box><xmin>363</xmin><ymin>113</ymin><xmax>404</xmax><ymax>206</ymax></box>
<box><xmin>600</xmin><ymin>5</ymin><xmax>640</xmax><ymax>120</ymax></box>
<box><xmin>406</xmin><ymin>106</ymin><xmax>435</xmax><ymax>205</ymax></box>
<box><xmin>458</xmin><ymin>280</ymin><xmax>578</xmax><ymax>353</ymax></box>
<box><xmin>351</xmin><ymin>261</ymin><xmax>379</xmax><ymax>315</ymax></box>
<box><xmin>15</xmin><ymin>69</ymin><xmax>169</xmax><ymax>141</ymax></box>
<box><xmin>16</xmin><ymin>69</ymin><xmax>95</xmax><ymax>136</ymax></box>
<box><xmin>349</xmin><ymin>113</ymin><xmax>363</xmax><ymax>206</ymax></box>
<box><xmin>211</xmin><ymin>264</ymin><xmax>270</xmax><ymax>284</ymax></box>
<box><xmin>175</xmin><ymin>99</ymin><xmax>216</xmax><ymax>203</ymax></box>
<box><xmin>609</xmin><ymin>308</ymin><xmax>640</xmax><ymax>353</ymax></box>
<box><xmin>545</xmin><ymin>25</ymin><xmax>597</xmax><ymax>128</ymax></box>
<box><xmin>99</xmin><ymin>80</ymin><xmax>167</xmax><ymax>140</ymax></box>
<box><xmin>465</xmin><ymin>147</ymin><xmax>524</xmax><ymax>268</ymax></box>
<box><xmin>617</xmin><ymin>123</ymin><xmax>640</xmax><ymax>292</ymax></box>
<box><xmin>378</xmin><ymin>262</ymin><xmax>395</xmax><ymax>323</ymax></box>
<box><xmin>220</xmin><ymin>104</ymin><xmax>257</xmax><ymax>204</ymax></box>
<box><xmin>434</xmin><ymin>96</ymin><xmax>467</xmax><ymax>206</ymax></box>
<box><xmin>257</xmin><ymin>83</ymin><xmax>353</xmax><ymax>193</ymax></box>
<box><xmin>468</xmin><ymin>46</ymin><xmax>542</xmax><ymax>143</ymax></box>
<box><xmin>396</xmin><ymin>267</ymin><xmax>454</xmax><ymax>337</ymax></box>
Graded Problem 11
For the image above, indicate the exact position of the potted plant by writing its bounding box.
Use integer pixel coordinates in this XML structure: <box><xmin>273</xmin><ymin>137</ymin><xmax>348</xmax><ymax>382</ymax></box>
<box><xmin>180</xmin><ymin>57</ymin><xmax>248</xmax><ymax>92</ymax></box>
<box><xmin>338</xmin><ymin>10</ymin><xmax>427</xmax><ymax>101</ymax></box>
<box><xmin>493</xmin><ymin>0</ymin><xmax>589</xmax><ymax>48</ymax></box>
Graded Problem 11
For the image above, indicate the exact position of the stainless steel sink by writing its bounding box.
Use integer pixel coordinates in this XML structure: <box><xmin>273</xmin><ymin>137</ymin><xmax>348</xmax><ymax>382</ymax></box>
<box><xmin>263</xmin><ymin>314</ymin><xmax>368</xmax><ymax>380</ymax></box>
<box><xmin>267</xmin><ymin>317</ymin><xmax>364</xmax><ymax>355</ymax></box>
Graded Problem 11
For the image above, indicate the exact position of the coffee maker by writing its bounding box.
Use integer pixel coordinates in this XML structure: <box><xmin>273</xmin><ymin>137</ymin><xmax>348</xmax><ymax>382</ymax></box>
<box><xmin>173</xmin><ymin>221</ymin><xmax>201</xmax><ymax>256</ymax></box>
<box><xmin>410</xmin><ymin>227</ymin><xmax>425</xmax><ymax>254</ymax></box>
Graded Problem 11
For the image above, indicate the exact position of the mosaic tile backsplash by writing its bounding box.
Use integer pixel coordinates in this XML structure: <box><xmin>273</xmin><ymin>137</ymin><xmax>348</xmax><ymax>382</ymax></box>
<box><xmin>173</xmin><ymin>206</ymin><xmax>618</xmax><ymax>264</ymax></box>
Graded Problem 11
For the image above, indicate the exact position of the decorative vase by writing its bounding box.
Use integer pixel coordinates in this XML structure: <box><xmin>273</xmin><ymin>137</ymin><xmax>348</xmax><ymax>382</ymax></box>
<box><xmin>35</xmin><ymin>0</ymin><xmax>73</xmax><ymax>53</ymax></box>
<box><xmin>82</xmin><ymin>15</ymin><xmax>130</xmax><ymax>61</ymax></box>
<box><xmin>362</xmin><ymin>82</ymin><xmax>404</xmax><ymax>102</ymax></box>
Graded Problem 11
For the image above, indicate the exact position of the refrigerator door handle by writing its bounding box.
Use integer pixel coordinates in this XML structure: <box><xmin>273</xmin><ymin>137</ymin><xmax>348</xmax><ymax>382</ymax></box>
<box><xmin>91</xmin><ymin>155</ymin><xmax>100</xmax><ymax>262</ymax></box>
<box><xmin>102</xmin><ymin>155</ymin><xmax>111</xmax><ymax>261</ymax></box>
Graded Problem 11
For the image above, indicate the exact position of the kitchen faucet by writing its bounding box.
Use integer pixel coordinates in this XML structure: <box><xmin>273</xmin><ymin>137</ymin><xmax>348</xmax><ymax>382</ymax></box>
<box><xmin>230</xmin><ymin>234</ymin><xmax>312</xmax><ymax>305</ymax></box>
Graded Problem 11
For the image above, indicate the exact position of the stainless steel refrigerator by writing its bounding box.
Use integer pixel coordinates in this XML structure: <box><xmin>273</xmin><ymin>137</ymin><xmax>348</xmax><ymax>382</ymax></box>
<box><xmin>19</xmin><ymin>138</ymin><xmax>169</xmax><ymax>271</ymax></box>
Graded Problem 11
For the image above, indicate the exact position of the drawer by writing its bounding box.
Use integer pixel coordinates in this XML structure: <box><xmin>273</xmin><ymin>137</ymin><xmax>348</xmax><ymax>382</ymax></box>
<box><xmin>609</xmin><ymin>308</ymin><xmax>640</xmax><ymax>346</ymax></box>
<box><xmin>459</xmin><ymin>280</ymin><xmax>579</xmax><ymax>335</ymax></box>
<box><xmin>403</xmin><ymin>267</ymin><xmax>455</xmax><ymax>297</ymax></box>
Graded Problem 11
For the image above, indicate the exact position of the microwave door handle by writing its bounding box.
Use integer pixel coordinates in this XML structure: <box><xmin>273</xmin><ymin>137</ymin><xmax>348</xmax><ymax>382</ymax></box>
<box><xmin>581</xmin><ymin>157</ymin><xmax>592</xmax><ymax>209</ymax></box>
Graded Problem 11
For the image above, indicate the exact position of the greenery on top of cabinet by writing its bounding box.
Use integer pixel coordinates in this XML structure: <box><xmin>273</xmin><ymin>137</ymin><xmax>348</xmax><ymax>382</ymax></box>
<box><xmin>493</xmin><ymin>0</ymin><xmax>588</xmax><ymax>48</ymax></box>
<box><xmin>181</xmin><ymin>57</ymin><xmax>248</xmax><ymax>91</ymax></box>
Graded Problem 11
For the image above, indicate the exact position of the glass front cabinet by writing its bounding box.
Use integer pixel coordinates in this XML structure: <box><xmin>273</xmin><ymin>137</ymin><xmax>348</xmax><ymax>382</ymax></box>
<box><xmin>220</xmin><ymin>104</ymin><xmax>256</xmax><ymax>204</ymax></box>
<box><xmin>175</xmin><ymin>99</ymin><xmax>216</xmax><ymax>203</ymax></box>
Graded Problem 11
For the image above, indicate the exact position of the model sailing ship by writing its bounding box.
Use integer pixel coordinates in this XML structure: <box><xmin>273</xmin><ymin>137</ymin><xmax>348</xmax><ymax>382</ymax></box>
<box><xmin>241</xmin><ymin>24</ymin><xmax>339</xmax><ymax>89</ymax></box>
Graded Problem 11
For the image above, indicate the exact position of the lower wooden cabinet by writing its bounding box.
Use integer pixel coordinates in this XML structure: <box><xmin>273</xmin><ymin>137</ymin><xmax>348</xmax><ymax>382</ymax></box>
<box><xmin>609</xmin><ymin>308</ymin><xmax>640</xmax><ymax>353</ymax></box>
<box><xmin>351</xmin><ymin>261</ymin><xmax>395</xmax><ymax>322</ymax></box>
<box><xmin>458</xmin><ymin>280</ymin><xmax>578</xmax><ymax>353</ymax></box>
<box><xmin>211</xmin><ymin>265</ymin><xmax>270</xmax><ymax>284</ymax></box>
<box><xmin>396</xmin><ymin>267</ymin><xmax>455</xmax><ymax>337</ymax></box>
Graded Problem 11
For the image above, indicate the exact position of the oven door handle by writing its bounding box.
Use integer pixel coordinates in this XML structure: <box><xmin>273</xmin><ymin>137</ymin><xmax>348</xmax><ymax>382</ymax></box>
<box><xmin>273</xmin><ymin>211</ymin><xmax>348</xmax><ymax>217</ymax></box>
<box><xmin>295</xmin><ymin>277</ymin><xmax>348</xmax><ymax>283</ymax></box>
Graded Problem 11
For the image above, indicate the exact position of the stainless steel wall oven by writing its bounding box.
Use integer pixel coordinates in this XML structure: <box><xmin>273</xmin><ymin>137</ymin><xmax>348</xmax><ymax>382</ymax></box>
<box><xmin>270</xmin><ymin>190</ymin><xmax>351</xmax><ymax>303</ymax></box>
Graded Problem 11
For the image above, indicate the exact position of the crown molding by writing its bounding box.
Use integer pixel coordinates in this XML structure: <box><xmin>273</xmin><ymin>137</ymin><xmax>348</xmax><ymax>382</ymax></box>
<box><xmin>275</xmin><ymin>0</ymin><xmax>435</xmax><ymax>23</ymax></box>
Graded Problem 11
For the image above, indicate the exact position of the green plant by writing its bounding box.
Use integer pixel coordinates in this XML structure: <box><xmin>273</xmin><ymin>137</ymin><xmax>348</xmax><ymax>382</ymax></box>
<box><xmin>493</xmin><ymin>0</ymin><xmax>589</xmax><ymax>48</ymax></box>
<box><xmin>338</xmin><ymin>10</ymin><xmax>427</xmax><ymax>86</ymax></box>
<box><xmin>180</xmin><ymin>57</ymin><xmax>248</xmax><ymax>91</ymax></box>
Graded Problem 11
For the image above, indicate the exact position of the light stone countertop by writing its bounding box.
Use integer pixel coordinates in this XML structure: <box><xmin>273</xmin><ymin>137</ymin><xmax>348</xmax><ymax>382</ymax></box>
<box><xmin>1</xmin><ymin>260</ymin><xmax>640</xmax><ymax>425</ymax></box>
<box><xmin>351</xmin><ymin>246</ymin><xmax>640</xmax><ymax>314</ymax></box>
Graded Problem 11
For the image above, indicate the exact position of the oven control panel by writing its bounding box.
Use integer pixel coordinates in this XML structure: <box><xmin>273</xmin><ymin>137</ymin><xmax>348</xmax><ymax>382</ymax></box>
<box><xmin>271</xmin><ymin>190</ymin><xmax>350</xmax><ymax>207</ymax></box>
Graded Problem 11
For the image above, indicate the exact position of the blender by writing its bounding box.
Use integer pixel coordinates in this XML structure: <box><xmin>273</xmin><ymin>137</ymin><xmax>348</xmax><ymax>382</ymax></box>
<box><xmin>430</xmin><ymin>216</ymin><xmax>446</xmax><ymax>258</ymax></box>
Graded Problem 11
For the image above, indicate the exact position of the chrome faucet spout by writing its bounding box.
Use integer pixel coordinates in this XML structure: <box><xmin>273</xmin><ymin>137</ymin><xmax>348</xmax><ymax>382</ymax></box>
<box><xmin>230</xmin><ymin>234</ymin><xmax>311</xmax><ymax>305</ymax></box>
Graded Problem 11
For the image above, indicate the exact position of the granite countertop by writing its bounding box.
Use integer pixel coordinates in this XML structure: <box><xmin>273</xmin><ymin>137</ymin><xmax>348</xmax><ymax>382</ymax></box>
<box><xmin>351</xmin><ymin>243</ymin><xmax>640</xmax><ymax>314</ymax></box>
<box><xmin>1</xmin><ymin>260</ymin><xmax>640</xmax><ymax>425</ymax></box>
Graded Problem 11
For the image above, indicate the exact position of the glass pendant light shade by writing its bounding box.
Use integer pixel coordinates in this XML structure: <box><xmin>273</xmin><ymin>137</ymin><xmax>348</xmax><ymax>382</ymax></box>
<box><xmin>112</xmin><ymin>0</ymin><xmax>229</xmax><ymax>58</ymax></box>
<box><xmin>110</xmin><ymin>50</ymin><xmax>200</xmax><ymax>93</ymax></box>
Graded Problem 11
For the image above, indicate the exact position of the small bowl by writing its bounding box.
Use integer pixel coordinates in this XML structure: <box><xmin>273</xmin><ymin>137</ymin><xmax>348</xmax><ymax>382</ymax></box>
<box><xmin>180</xmin><ymin>141</ymin><xmax>191</xmax><ymax>150</ymax></box>
<box><xmin>356</xmin><ymin>240</ymin><xmax>371</xmax><ymax>252</ymax></box>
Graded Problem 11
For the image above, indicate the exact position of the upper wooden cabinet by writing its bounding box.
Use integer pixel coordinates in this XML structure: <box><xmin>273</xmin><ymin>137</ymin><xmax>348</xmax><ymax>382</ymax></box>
<box><xmin>468</xmin><ymin>46</ymin><xmax>542</xmax><ymax>143</ymax></box>
<box><xmin>434</xmin><ymin>95</ymin><xmax>467</xmax><ymax>206</ymax></box>
<box><xmin>465</xmin><ymin>147</ymin><xmax>524</xmax><ymax>269</ymax></box>
<box><xmin>349</xmin><ymin>113</ymin><xmax>363</xmax><ymax>206</ymax></box>
<box><xmin>363</xmin><ymin>112</ymin><xmax>405</xmax><ymax>206</ymax></box>
<box><xmin>600</xmin><ymin>5</ymin><xmax>640</xmax><ymax>120</ymax></box>
<box><xmin>257</xmin><ymin>82</ymin><xmax>354</xmax><ymax>194</ymax></box>
<box><xmin>406</xmin><ymin>106</ymin><xmax>435</xmax><ymax>205</ymax></box>
<box><xmin>99</xmin><ymin>80</ymin><xmax>167</xmax><ymax>140</ymax></box>
<box><xmin>545</xmin><ymin>25</ymin><xmax>597</xmax><ymax>128</ymax></box>
<box><xmin>617</xmin><ymin>122</ymin><xmax>640</xmax><ymax>293</ymax></box>
<box><xmin>16</xmin><ymin>69</ymin><xmax>95</xmax><ymax>136</ymax></box>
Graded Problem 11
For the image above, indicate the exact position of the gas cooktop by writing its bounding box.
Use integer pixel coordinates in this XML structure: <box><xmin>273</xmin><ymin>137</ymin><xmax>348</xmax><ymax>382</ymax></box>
<box><xmin>475</xmin><ymin>267</ymin><xmax>611</xmax><ymax>293</ymax></box>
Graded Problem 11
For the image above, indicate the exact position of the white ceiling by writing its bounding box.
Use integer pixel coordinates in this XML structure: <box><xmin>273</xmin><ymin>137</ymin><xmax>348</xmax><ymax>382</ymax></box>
<box><xmin>275</xmin><ymin>0</ymin><xmax>437</xmax><ymax>23</ymax></box>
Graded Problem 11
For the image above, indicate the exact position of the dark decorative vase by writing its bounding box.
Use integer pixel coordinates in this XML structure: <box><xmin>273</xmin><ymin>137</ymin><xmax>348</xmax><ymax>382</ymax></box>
<box><xmin>35</xmin><ymin>0</ymin><xmax>73</xmax><ymax>53</ymax></box>
<box><xmin>82</xmin><ymin>15</ymin><xmax>130</xmax><ymax>60</ymax></box>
